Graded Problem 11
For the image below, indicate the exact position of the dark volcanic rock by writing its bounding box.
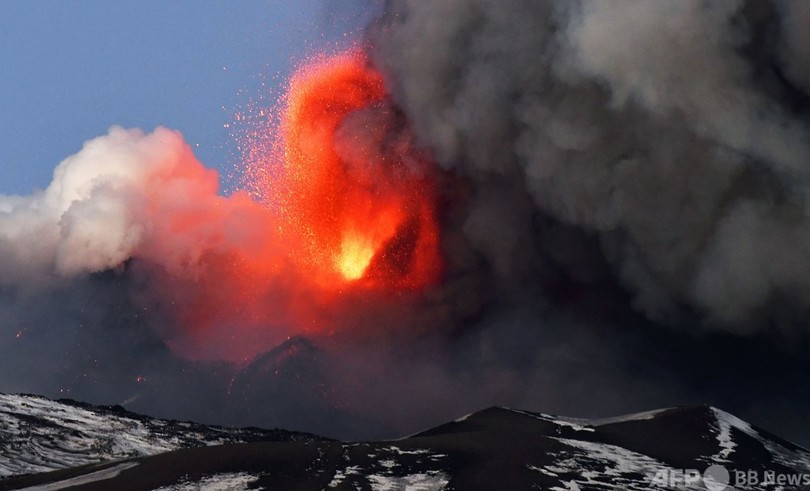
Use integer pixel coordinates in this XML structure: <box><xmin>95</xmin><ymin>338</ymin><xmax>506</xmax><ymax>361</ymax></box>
<box><xmin>0</xmin><ymin>393</ymin><xmax>322</xmax><ymax>479</ymax></box>
<box><xmin>2</xmin><ymin>399</ymin><xmax>810</xmax><ymax>490</ymax></box>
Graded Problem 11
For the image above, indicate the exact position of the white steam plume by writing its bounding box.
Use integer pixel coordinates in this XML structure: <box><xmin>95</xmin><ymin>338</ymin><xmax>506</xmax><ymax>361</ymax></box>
<box><xmin>0</xmin><ymin>126</ymin><xmax>269</xmax><ymax>290</ymax></box>
<box><xmin>1</xmin><ymin>127</ymin><xmax>163</xmax><ymax>286</ymax></box>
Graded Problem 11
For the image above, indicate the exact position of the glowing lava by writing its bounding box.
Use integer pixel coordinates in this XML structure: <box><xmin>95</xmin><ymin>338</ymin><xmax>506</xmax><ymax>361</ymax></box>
<box><xmin>148</xmin><ymin>49</ymin><xmax>444</xmax><ymax>361</ymax></box>
<box><xmin>337</xmin><ymin>233</ymin><xmax>376</xmax><ymax>280</ymax></box>
<box><xmin>31</xmin><ymin>49</ymin><xmax>445</xmax><ymax>363</ymax></box>
<box><xmin>247</xmin><ymin>50</ymin><xmax>442</xmax><ymax>290</ymax></box>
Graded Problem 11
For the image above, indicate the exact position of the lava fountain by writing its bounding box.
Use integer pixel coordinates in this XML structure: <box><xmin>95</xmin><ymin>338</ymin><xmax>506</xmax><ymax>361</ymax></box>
<box><xmin>248</xmin><ymin>50</ymin><xmax>442</xmax><ymax>290</ymax></box>
<box><xmin>150</xmin><ymin>49</ymin><xmax>443</xmax><ymax>361</ymax></box>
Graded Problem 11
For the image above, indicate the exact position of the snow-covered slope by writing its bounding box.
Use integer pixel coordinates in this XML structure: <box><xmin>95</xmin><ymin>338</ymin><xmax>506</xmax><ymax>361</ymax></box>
<box><xmin>0</xmin><ymin>393</ymin><xmax>319</xmax><ymax>478</ymax></box>
<box><xmin>2</xmin><ymin>399</ymin><xmax>810</xmax><ymax>490</ymax></box>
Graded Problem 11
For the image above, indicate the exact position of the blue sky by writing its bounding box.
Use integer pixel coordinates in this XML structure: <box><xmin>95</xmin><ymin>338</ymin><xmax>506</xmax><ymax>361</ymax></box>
<box><xmin>0</xmin><ymin>1</ymin><xmax>380</xmax><ymax>195</ymax></box>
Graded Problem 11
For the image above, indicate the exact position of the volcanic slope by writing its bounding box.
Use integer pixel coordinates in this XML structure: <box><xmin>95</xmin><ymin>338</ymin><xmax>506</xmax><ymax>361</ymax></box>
<box><xmin>2</xmin><ymin>398</ymin><xmax>810</xmax><ymax>490</ymax></box>
<box><xmin>0</xmin><ymin>393</ymin><xmax>321</xmax><ymax>478</ymax></box>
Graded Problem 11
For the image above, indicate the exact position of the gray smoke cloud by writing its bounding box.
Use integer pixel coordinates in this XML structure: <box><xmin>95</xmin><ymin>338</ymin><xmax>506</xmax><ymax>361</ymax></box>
<box><xmin>371</xmin><ymin>0</ymin><xmax>810</xmax><ymax>332</ymax></box>
<box><xmin>357</xmin><ymin>0</ymin><xmax>810</xmax><ymax>443</ymax></box>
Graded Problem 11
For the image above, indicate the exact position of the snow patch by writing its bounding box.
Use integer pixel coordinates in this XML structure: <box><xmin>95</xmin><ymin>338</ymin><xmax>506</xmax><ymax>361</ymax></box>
<box><xmin>379</xmin><ymin>459</ymin><xmax>398</xmax><ymax>470</ymax></box>
<box><xmin>528</xmin><ymin>464</ymin><xmax>558</xmax><ymax>477</ymax></box>
<box><xmin>328</xmin><ymin>465</ymin><xmax>362</xmax><ymax>487</ymax></box>
<box><xmin>712</xmin><ymin>408</ymin><xmax>810</xmax><ymax>472</ymax></box>
<box><xmin>367</xmin><ymin>471</ymin><xmax>449</xmax><ymax>491</ymax></box>
<box><xmin>710</xmin><ymin>407</ymin><xmax>748</xmax><ymax>462</ymax></box>
<box><xmin>152</xmin><ymin>472</ymin><xmax>262</xmax><ymax>491</ymax></box>
<box><xmin>507</xmin><ymin>408</ymin><xmax>595</xmax><ymax>432</ymax></box>
<box><xmin>16</xmin><ymin>462</ymin><xmax>138</xmax><ymax>491</ymax></box>
<box><xmin>383</xmin><ymin>446</ymin><xmax>434</xmax><ymax>456</ymax></box>
<box><xmin>587</xmin><ymin>408</ymin><xmax>669</xmax><ymax>426</ymax></box>
<box><xmin>543</xmin><ymin>437</ymin><xmax>692</xmax><ymax>491</ymax></box>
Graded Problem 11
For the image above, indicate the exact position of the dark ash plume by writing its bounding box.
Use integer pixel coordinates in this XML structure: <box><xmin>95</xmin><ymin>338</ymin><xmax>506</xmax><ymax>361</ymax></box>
<box><xmin>371</xmin><ymin>0</ymin><xmax>810</xmax><ymax>332</ymax></box>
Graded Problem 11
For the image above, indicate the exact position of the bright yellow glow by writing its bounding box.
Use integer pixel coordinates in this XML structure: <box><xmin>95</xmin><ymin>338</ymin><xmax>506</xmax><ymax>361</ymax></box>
<box><xmin>336</xmin><ymin>234</ymin><xmax>376</xmax><ymax>280</ymax></box>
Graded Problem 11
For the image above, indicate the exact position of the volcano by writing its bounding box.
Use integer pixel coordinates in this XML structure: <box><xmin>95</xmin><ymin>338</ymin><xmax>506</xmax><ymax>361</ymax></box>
<box><xmin>4</xmin><ymin>1</ymin><xmax>810</xmax><ymax>486</ymax></box>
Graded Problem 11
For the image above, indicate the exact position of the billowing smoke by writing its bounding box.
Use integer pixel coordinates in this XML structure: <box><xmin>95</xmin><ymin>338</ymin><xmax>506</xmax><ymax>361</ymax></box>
<box><xmin>372</xmin><ymin>0</ymin><xmax>810</xmax><ymax>332</ymax></box>
<box><xmin>2</xmin><ymin>0</ymin><xmax>810</xmax><ymax>444</ymax></box>
<box><xmin>368</xmin><ymin>0</ymin><xmax>810</xmax><ymax>439</ymax></box>
<box><xmin>0</xmin><ymin>126</ymin><xmax>293</xmax><ymax>360</ymax></box>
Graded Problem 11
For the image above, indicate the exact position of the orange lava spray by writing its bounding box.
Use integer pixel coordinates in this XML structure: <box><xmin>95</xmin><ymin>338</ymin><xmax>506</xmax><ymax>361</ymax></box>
<box><xmin>148</xmin><ymin>49</ymin><xmax>444</xmax><ymax>361</ymax></box>
<box><xmin>247</xmin><ymin>50</ymin><xmax>442</xmax><ymax>291</ymax></box>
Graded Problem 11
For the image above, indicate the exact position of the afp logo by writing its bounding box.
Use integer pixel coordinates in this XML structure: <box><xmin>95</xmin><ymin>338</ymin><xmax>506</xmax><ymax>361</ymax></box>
<box><xmin>649</xmin><ymin>465</ymin><xmax>729</xmax><ymax>490</ymax></box>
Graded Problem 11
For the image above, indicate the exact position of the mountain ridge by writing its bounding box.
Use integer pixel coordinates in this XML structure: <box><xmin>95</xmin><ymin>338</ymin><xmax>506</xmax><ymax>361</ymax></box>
<box><xmin>0</xmin><ymin>392</ymin><xmax>323</xmax><ymax>479</ymax></box>
<box><xmin>1</xmin><ymin>394</ymin><xmax>809</xmax><ymax>490</ymax></box>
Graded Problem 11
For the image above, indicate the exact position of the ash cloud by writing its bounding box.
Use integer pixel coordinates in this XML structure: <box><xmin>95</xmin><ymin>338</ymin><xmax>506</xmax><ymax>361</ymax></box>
<box><xmin>2</xmin><ymin>0</ymin><xmax>810</xmax><ymax>447</ymax></box>
<box><xmin>363</xmin><ymin>0</ymin><xmax>810</xmax><ymax>442</ymax></box>
<box><xmin>371</xmin><ymin>0</ymin><xmax>810</xmax><ymax>332</ymax></box>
